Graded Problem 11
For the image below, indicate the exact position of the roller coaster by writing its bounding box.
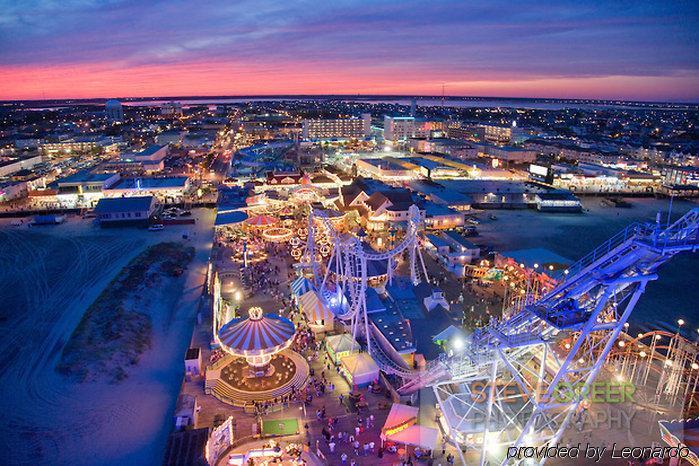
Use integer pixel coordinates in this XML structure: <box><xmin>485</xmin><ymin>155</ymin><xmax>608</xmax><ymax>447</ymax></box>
<box><xmin>423</xmin><ymin>208</ymin><xmax>699</xmax><ymax>465</ymax></box>
<box><xmin>302</xmin><ymin>206</ymin><xmax>699</xmax><ymax>465</ymax></box>
<box><xmin>298</xmin><ymin>202</ymin><xmax>699</xmax><ymax>464</ymax></box>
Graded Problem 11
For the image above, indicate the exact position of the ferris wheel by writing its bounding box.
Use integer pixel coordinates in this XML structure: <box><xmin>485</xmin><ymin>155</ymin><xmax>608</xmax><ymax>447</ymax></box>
<box><xmin>302</xmin><ymin>204</ymin><xmax>429</xmax><ymax>355</ymax></box>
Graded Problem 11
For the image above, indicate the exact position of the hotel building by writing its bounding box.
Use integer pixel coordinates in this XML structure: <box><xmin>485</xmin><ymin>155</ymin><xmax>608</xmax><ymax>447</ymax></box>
<box><xmin>301</xmin><ymin>114</ymin><xmax>371</xmax><ymax>140</ymax></box>
<box><xmin>384</xmin><ymin>116</ymin><xmax>445</xmax><ymax>142</ymax></box>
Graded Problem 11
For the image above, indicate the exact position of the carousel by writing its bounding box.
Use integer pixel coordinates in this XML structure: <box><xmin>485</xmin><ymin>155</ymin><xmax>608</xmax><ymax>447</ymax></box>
<box><xmin>206</xmin><ymin>307</ymin><xmax>310</xmax><ymax>406</ymax></box>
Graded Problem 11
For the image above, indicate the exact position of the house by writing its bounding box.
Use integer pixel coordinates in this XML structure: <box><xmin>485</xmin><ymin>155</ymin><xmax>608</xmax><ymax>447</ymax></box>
<box><xmin>93</xmin><ymin>195</ymin><xmax>156</xmax><ymax>226</ymax></box>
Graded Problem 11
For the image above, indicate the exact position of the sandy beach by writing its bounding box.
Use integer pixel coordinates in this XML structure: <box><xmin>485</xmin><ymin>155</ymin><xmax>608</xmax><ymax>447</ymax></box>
<box><xmin>0</xmin><ymin>209</ymin><xmax>214</xmax><ymax>465</ymax></box>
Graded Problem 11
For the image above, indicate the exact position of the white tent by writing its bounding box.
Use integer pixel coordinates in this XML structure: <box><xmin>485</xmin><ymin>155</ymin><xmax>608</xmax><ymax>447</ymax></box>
<box><xmin>381</xmin><ymin>403</ymin><xmax>439</xmax><ymax>451</ymax></box>
<box><xmin>298</xmin><ymin>290</ymin><xmax>333</xmax><ymax>333</ymax></box>
<box><xmin>325</xmin><ymin>333</ymin><xmax>359</xmax><ymax>364</ymax></box>
<box><xmin>340</xmin><ymin>353</ymin><xmax>379</xmax><ymax>387</ymax></box>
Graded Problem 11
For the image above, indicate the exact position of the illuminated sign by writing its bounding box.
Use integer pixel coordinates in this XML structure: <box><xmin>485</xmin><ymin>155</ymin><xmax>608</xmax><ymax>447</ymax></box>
<box><xmin>383</xmin><ymin>416</ymin><xmax>417</xmax><ymax>436</ymax></box>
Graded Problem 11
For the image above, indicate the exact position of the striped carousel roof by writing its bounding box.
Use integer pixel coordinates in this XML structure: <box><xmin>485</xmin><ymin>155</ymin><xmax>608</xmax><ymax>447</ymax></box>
<box><xmin>218</xmin><ymin>308</ymin><xmax>295</xmax><ymax>356</ymax></box>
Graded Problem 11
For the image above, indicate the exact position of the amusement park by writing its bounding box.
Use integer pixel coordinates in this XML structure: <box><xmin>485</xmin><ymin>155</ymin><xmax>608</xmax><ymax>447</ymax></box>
<box><xmin>164</xmin><ymin>172</ymin><xmax>699</xmax><ymax>466</ymax></box>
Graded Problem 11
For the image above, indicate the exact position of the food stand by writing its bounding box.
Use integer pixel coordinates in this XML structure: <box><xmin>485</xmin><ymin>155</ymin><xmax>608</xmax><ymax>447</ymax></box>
<box><xmin>325</xmin><ymin>333</ymin><xmax>359</xmax><ymax>364</ymax></box>
<box><xmin>339</xmin><ymin>353</ymin><xmax>379</xmax><ymax>388</ymax></box>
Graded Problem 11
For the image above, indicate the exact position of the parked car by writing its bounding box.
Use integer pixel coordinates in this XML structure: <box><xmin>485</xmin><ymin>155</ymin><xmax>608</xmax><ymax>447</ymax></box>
<box><xmin>148</xmin><ymin>224</ymin><xmax>164</xmax><ymax>231</ymax></box>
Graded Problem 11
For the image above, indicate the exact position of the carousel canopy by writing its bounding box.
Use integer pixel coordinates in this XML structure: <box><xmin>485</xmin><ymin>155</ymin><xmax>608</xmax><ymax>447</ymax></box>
<box><xmin>246</xmin><ymin>214</ymin><xmax>278</xmax><ymax>226</ymax></box>
<box><xmin>298</xmin><ymin>290</ymin><xmax>333</xmax><ymax>323</ymax></box>
<box><xmin>218</xmin><ymin>307</ymin><xmax>295</xmax><ymax>356</ymax></box>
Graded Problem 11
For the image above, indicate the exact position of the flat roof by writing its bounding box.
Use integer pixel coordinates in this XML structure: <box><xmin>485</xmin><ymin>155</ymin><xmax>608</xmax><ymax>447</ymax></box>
<box><xmin>359</xmin><ymin>158</ymin><xmax>409</xmax><ymax>171</ymax></box>
<box><xmin>110</xmin><ymin>176</ymin><xmax>188</xmax><ymax>190</ymax></box>
<box><xmin>404</xmin><ymin>157</ymin><xmax>443</xmax><ymax>170</ymax></box>
<box><xmin>422</xmin><ymin>202</ymin><xmax>459</xmax><ymax>216</ymax></box>
<box><xmin>138</xmin><ymin>144</ymin><xmax>166</xmax><ymax>156</ymax></box>
<box><xmin>536</xmin><ymin>191</ymin><xmax>579</xmax><ymax>201</ymax></box>
<box><xmin>426</xmin><ymin>234</ymin><xmax>450</xmax><ymax>249</ymax></box>
<box><xmin>94</xmin><ymin>195</ymin><xmax>154</xmax><ymax>214</ymax></box>
<box><xmin>57</xmin><ymin>170</ymin><xmax>116</xmax><ymax>185</ymax></box>
<box><xmin>444</xmin><ymin>231</ymin><xmax>478</xmax><ymax>250</ymax></box>
<box><xmin>368</xmin><ymin>307</ymin><xmax>415</xmax><ymax>353</ymax></box>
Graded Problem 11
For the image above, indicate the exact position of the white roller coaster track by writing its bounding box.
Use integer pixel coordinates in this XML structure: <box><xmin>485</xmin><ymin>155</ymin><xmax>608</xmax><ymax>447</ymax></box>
<box><xmin>416</xmin><ymin>208</ymin><xmax>699</xmax><ymax>466</ymax></box>
<box><xmin>305</xmin><ymin>204</ymin><xmax>429</xmax><ymax>357</ymax></box>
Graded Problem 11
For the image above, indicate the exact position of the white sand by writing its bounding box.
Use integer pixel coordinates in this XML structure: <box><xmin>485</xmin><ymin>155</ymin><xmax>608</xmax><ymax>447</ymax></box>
<box><xmin>0</xmin><ymin>209</ymin><xmax>214</xmax><ymax>465</ymax></box>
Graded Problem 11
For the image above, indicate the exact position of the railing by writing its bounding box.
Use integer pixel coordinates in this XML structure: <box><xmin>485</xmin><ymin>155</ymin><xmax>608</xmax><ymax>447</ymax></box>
<box><xmin>561</xmin><ymin>222</ymin><xmax>642</xmax><ymax>283</ymax></box>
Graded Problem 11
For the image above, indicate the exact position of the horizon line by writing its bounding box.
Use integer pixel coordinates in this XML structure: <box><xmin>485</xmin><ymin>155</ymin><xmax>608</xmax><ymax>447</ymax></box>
<box><xmin>2</xmin><ymin>93</ymin><xmax>698</xmax><ymax>107</ymax></box>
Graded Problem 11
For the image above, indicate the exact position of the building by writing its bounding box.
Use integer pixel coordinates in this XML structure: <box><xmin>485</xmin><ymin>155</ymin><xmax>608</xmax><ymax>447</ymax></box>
<box><xmin>0</xmin><ymin>154</ymin><xmax>42</xmax><ymax>177</ymax></box>
<box><xmin>480</xmin><ymin>123</ymin><xmax>528</xmax><ymax>145</ymax></box>
<box><xmin>534</xmin><ymin>191</ymin><xmax>582</xmax><ymax>212</ymax></box>
<box><xmin>40</xmin><ymin>136</ymin><xmax>119</xmax><ymax>155</ymax></box>
<box><xmin>93</xmin><ymin>195</ymin><xmax>156</xmax><ymax>226</ymax></box>
<box><xmin>184</xmin><ymin>348</ymin><xmax>203</xmax><ymax>378</ymax></box>
<box><xmin>354</xmin><ymin>157</ymin><xmax>418</xmax><ymax>181</ymax></box>
<box><xmin>105</xmin><ymin>176</ymin><xmax>190</xmax><ymax>203</ymax></box>
<box><xmin>155</xmin><ymin>130</ymin><xmax>185</xmax><ymax>146</ymax></box>
<box><xmin>105</xmin><ymin>99</ymin><xmax>124</xmax><ymax>122</ymax></box>
<box><xmin>425</xmin><ymin>231</ymin><xmax>481</xmax><ymax>273</ymax></box>
<box><xmin>409</xmin><ymin>138</ymin><xmax>476</xmax><ymax>159</ymax></box>
<box><xmin>50</xmin><ymin>170</ymin><xmax>121</xmax><ymax>206</ymax></box>
<box><xmin>0</xmin><ymin>180</ymin><xmax>28</xmax><ymax>202</ymax></box>
<box><xmin>120</xmin><ymin>144</ymin><xmax>169</xmax><ymax>172</ymax></box>
<box><xmin>473</xmin><ymin>143</ymin><xmax>536</xmax><ymax>164</ymax></box>
<box><xmin>161</xmin><ymin>101</ymin><xmax>183</xmax><ymax>117</ymax></box>
<box><xmin>302</xmin><ymin>114</ymin><xmax>371</xmax><ymax>140</ymax></box>
<box><xmin>661</xmin><ymin>165</ymin><xmax>699</xmax><ymax>188</ymax></box>
<box><xmin>384</xmin><ymin>116</ymin><xmax>444</xmax><ymax>142</ymax></box>
<box><xmin>422</xmin><ymin>202</ymin><xmax>465</xmax><ymax>230</ymax></box>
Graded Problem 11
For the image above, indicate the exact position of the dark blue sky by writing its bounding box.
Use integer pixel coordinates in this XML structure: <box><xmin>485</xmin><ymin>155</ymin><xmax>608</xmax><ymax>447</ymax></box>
<box><xmin>1</xmin><ymin>0</ymin><xmax>697</xmax><ymax>100</ymax></box>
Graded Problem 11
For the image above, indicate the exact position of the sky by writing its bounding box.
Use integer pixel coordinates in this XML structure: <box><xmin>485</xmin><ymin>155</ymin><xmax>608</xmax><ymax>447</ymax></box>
<box><xmin>0</xmin><ymin>0</ymin><xmax>698</xmax><ymax>101</ymax></box>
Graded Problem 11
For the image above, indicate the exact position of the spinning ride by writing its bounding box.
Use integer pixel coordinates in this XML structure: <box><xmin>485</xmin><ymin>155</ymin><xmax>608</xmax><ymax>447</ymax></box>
<box><xmin>218</xmin><ymin>307</ymin><xmax>295</xmax><ymax>375</ymax></box>
<box><xmin>208</xmin><ymin>307</ymin><xmax>309</xmax><ymax>405</ymax></box>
